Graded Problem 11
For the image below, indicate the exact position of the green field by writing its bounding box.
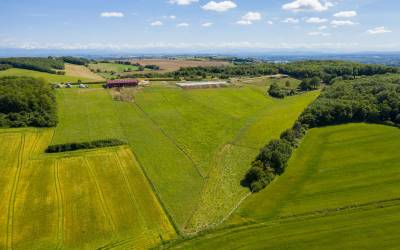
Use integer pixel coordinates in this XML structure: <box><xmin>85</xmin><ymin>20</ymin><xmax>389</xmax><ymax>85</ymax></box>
<box><xmin>88</xmin><ymin>62</ymin><xmax>139</xmax><ymax>72</ymax></box>
<box><xmin>0</xmin><ymin>128</ymin><xmax>176</xmax><ymax>249</ymax></box>
<box><xmin>164</xmin><ymin>123</ymin><xmax>400</xmax><ymax>249</ymax></box>
<box><xmin>0</xmin><ymin>68</ymin><xmax>93</xmax><ymax>83</ymax></box>
<box><xmin>88</xmin><ymin>63</ymin><xmax>139</xmax><ymax>79</ymax></box>
<box><xmin>51</xmin><ymin>84</ymin><xmax>319</xmax><ymax>232</ymax></box>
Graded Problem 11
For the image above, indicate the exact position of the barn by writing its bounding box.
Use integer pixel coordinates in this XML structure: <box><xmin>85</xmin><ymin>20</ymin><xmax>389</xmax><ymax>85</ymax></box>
<box><xmin>104</xmin><ymin>79</ymin><xmax>139</xmax><ymax>88</ymax></box>
<box><xmin>176</xmin><ymin>81</ymin><xmax>229</xmax><ymax>89</ymax></box>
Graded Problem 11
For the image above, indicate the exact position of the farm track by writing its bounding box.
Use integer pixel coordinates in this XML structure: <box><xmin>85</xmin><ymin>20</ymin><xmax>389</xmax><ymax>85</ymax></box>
<box><xmin>132</xmin><ymin>101</ymin><xmax>205</xmax><ymax>179</ymax></box>
<box><xmin>53</xmin><ymin>160</ymin><xmax>65</xmax><ymax>250</ymax></box>
<box><xmin>182</xmin><ymin>101</ymin><xmax>275</xmax><ymax>232</ymax></box>
<box><xmin>98</xmin><ymin>232</ymin><xmax>152</xmax><ymax>250</ymax></box>
<box><xmin>84</xmin><ymin>158</ymin><xmax>117</xmax><ymax>232</ymax></box>
<box><xmin>5</xmin><ymin>134</ymin><xmax>26</xmax><ymax>250</ymax></box>
<box><xmin>165</xmin><ymin>197</ymin><xmax>400</xmax><ymax>249</ymax></box>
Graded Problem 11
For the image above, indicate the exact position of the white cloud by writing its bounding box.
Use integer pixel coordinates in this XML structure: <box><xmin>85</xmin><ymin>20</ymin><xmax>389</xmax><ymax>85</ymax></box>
<box><xmin>318</xmin><ymin>25</ymin><xmax>328</xmax><ymax>30</ymax></box>
<box><xmin>100</xmin><ymin>12</ymin><xmax>124</xmax><ymax>18</ymax></box>
<box><xmin>267</xmin><ymin>20</ymin><xmax>274</xmax><ymax>25</ymax></box>
<box><xmin>334</xmin><ymin>11</ymin><xmax>357</xmax><ymax>18</ymax></box>
<box><xmin>367</xmin><ymin>26</ymin><xmax>392</xmax><ymax>35</ymax></box>
<box><xmin>237</xmin><ymin>20</ymin><xmax>252</xmax><ymax>25</ymax></box>
<box><xmin>308</xmin><ymin>31</ymin><xmax>331</xmax><ymax>36</ymax></box>
<box><xmin>169</xmin><ymin>0</ymin><xmax>198</xmax><ymax>5</ymax></box>
<box><xmin>331</xmin><ymin>20</ymin><xmax>356</xmax><ymax>27</ymax></box>
<box><xmin>282</xmin><ymin>17</ymin><xmax>299</xmax><ymax>24</ymax></box>
<box><xmin>150</xmin><ymin>21</ymin><xmax>163</xmax><ymax>26</ymax></box>
<box><xmin>282</xmin><ymin>0</ymin><xmax>333</xmax><ymax>12</ymax></box>
<box><xmin>202</xmin><ymin>1</ymin><xmax>237</xmax><ymax>12</ymax></box>
<box><xmin>237</xmin><ymin>12</ymin><xmax>262</xmax><ymax>25</ymax></box>
<box><xmin>4</xmin><ymin>41</ymin><xmax>375</xmax><ymax>51</ymax></box>
<box><xmin>169</xmin><ymin>15</ymin><xmax>177</xmax><ymax>19</ymax></box>
<box><xmin>306</xmin><ymin>17</ymin><xmax>328</xmax><ymax>23</ymax></box>
<box><xmin>202</xmin><ymin>22</ymin><xmax>213</xmax><ymax>27</ymax></box>
<box><xmin>177</xmin><ymin>22</ymin><xmax>189</xmax><ymax>27</ymax></box>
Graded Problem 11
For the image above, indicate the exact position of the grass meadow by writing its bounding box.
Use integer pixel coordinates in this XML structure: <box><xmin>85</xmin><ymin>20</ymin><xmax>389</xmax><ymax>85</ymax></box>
<box><xmin>0</xmin><ymin>68</ymin><xmax>93</xmax><ymax>83</ymax></box>
<box><xmin>51</xmin><ymin>84</ymin><xmax>318</xmax><ymax>231</ymax></box>
<box><xmin>165</xmin><ymin>123</ymin><xmax>400</xmax><ymax>249</ymax></box>
<box><xmin>0</xmin><ymin>128</ymin><xmax>176</xmax><ymax>249</ymax></box>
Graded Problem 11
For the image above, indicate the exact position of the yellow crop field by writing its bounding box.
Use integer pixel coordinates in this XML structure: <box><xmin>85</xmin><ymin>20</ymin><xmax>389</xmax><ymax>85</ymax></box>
<box><xmin>0</xmin><ymin>128</ymin><xmax>176</xmax><ymax>249</ymax></box>
<box><xmin>64</xmin><ymin>64</ymin><xmax>105</xmax><ymax>82</ymax></box>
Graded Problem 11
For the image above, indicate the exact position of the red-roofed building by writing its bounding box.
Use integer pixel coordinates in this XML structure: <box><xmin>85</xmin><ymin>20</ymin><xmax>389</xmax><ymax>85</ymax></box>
<box><xmin>104</xmin><ymin>79</ymin><xmax>139</xmax><ymax>88</ymax></box>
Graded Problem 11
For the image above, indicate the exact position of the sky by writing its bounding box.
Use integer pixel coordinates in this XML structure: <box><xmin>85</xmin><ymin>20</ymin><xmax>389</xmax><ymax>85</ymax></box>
<box><xmin>0</xmin><ymin>0</ymin><xmax>399</xmax><ymax>53</ymax></box>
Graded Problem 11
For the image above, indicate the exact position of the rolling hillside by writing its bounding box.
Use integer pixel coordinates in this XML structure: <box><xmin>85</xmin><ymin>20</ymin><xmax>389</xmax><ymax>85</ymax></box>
<box><xmin>0</xmin><ymin>68</ymin><xmax>93</xmax><ymax>83</ymax></box>
<box><xmin>50</xmin><ymin>84</ymin><xmax>319</xmax><ymax>232</ymax></box>
<box><xmin>164</xmin><ymin>123</ymin><xmax>400</xmax><ymax>249</ymax></box>
<box><xmin>0</xmin><ymin>128</ymin><xmax>175</xmax><ymax>249</ymax></box>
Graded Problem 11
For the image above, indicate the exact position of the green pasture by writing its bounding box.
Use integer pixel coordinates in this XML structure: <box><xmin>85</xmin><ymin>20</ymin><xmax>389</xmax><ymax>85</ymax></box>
<box><xmin>0</xmin><ymin>68</ymin><xmax>92</xmax><ymax>83</ymax></box>
<box><xmin>165</xmin><ymin>123</ymin><xmax>400</xmax><ymax>249</ymax></box>
<box><xmin>51</xmin><ymin>84</ymin><xmax>318</xmax><ymax>231</ymax></box>
<box><xmin>88</xmin><ymin>63</ymin><xmax>139</xmax><ymax>73</ymax></box>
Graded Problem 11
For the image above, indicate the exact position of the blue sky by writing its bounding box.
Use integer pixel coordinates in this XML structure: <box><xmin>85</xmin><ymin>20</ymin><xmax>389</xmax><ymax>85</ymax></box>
<box><xmin>0</xmin><ymin>0</ymin><xmax>398</xmax><ymax>52</ymax></box>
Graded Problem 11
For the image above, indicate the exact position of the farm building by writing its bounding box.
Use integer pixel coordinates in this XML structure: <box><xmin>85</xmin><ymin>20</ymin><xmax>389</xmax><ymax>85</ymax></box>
<box><xmin>266</xmin><ymin>74</ymin><xmax>289</xmax><ymax>79</ymax></box>
<box><xmin>176</xmin><ymin>81</ymin><xmax>229</xmax><ymax>89</ymax></box>
<box><xmin>104</xmin><ymin>79</ymin><xmax>139</xmax><ymax>88</ymax></box>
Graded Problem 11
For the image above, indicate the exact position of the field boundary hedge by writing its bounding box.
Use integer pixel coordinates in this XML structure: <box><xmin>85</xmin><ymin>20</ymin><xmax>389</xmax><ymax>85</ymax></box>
<box><xmin>45</xmin><ymin>139</ymin><xmax>126</xmax><ymax>153</ymax></box>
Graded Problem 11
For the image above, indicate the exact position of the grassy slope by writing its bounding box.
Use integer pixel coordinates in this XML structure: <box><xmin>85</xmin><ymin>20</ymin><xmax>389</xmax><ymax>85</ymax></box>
<box><xmin>88</xmin><ymin>63</ymin><xmax>139</xmax><ymax>72</ymax></box>
<box><xmin>51</xmin><ymin>85</ymin><xmax>318</xmax><ymax>231</ymax></box>
<box><xmin>64</xmin><ymin>64</ymin><xmax>105</xmax><ymax>82</ymax></box>
<box><xmin>0</xmin><ymin>128</ymin><xmax>175</xmax><ymax>249</ymax></box>
<box><xmin>165</xmin><ymin>124</ymin><xmax>400</xmax><ymax>249</ymax></box>
<box><xmin>0</xmin><ymin>68</ymin><xmax>92</xmax><ymax>83</ymax></box>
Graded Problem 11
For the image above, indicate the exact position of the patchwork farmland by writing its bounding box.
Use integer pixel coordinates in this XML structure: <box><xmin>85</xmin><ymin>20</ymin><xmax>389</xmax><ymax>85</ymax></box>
<box><xmin>165</xmin><ymin>124</ymin><xmax>400</xmax><ymax>249</ymax></box>
<box><xmin>51</xmin><ymin>84</ymin><xmax>319</xmax><ymax>232</ymax></box>
<box><xmin>1</xmin><ymin>55</ymin><xmax>399</xmax><ymax>249</ymax></box>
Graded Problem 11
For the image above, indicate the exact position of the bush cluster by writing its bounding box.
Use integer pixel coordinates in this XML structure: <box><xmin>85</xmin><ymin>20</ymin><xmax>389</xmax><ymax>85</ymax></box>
<box><xmin>268</xmin><ymin>83</ymin><xmax>297</xmax><ymax>99</ymax></box>
<box><xmin>0</xmin><ymin>76</ymin><xmax>57</xmax><ymax>127</ymax></box>
<box><xmin>0</xmin><ymin>64</ymin><xmax>12</xmax><ymax>71</ymax></box>
<box><xmin>61</xmin><ymin>56</ymin><xmax>91</xmax><ymax>65</ymax></box>
<box><xmin>45</xmin><ymin>139</ymin><xmax>126</xmax><ymax>153</ymax></box>
<box><xmin>243</xmin><ymin>122</ymin><xmax>307</xmax><ymax>192</ymax></box>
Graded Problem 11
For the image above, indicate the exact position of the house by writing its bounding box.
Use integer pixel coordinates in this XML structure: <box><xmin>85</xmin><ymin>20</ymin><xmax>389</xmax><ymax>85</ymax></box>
<box><xmin>104</xmin><ymin>79</ymin><xmax>139</xmax><ymax>88</ymax></box>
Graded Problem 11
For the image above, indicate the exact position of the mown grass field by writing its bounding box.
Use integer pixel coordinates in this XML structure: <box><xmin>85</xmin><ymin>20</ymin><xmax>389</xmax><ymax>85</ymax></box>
<box><xmin>88</xmin><ymin>62</ymin><xmax>140</xmax><ymax>72</ymax></box>
<box><xmin>164</xmin><ymin>123</ymin><xmax>400</xmax><ymax>249</ymax></box>
<box><xmin>0</xmin><ymin>68</ymin><xmax>93</xmax><ymax>83</ymax></box>
<box><xmin>64</xmin><ymin>64</ymin><xmax>105</xmax><ymax>82</ymax></box>
<box><xmin>0</xmin><ymin>128</ymin><xmax>175</xmax><ymax>249</ymax></box>
<box><xmin>51</xmin><ymin>84</ymin><xmax>319</xmax><ymax>232</ymax></box>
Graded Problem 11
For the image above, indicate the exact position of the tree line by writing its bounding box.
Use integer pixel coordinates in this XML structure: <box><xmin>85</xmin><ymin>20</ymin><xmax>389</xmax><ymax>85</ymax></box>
<box><xmin>0</xmin><ymin>57</ymin><xmax>65</xmax><ymax>74</ymax></box>
<box><xmin>244</xmin><ymin>74</ymin><xmax>400</xmax><ymax>192</ymax></box>
<box><xmin>46</xmin><ymin>139</ymin><xmax>125</xmax><ymax>153</ymax></box>
<box><xmin>121</xmin><ymin>60</ymin><xmax>397</xmax><ymax>81</ymax></box>
<box><xmin>0</xmin><ymin>77</ymin><xmax>57</xmax><ymax>127</ymax></box>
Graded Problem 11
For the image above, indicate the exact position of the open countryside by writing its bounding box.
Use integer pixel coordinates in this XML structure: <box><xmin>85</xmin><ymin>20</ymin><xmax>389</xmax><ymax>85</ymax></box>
<box><xmin>165</xmin><ymin>124</ymin><xmax>400</xmax><ymax>249</ymax></box>
<box><xmin>1</xmin><ymin>0</ymin><xmax>400</xmax><ymax>248</ymax></box>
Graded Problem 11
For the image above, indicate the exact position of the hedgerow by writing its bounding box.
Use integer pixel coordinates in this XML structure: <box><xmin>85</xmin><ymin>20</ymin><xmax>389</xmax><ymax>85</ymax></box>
<box><xmin>45</xmin><ymin>139</ymin><xmax>126</xmax><ymax>153</ymax></box>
